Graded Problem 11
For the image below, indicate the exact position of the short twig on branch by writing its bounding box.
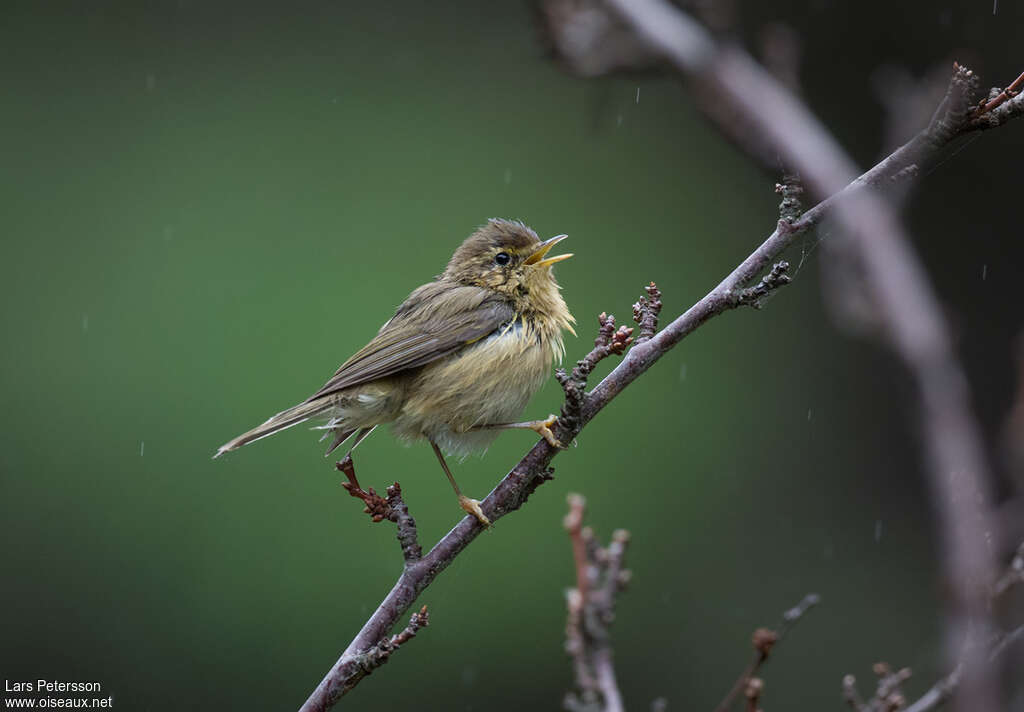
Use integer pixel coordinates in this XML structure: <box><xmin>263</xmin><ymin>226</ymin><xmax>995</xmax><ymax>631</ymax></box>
<box><xmin>337</xmin><ymin>456</ymin><xmax>391</xmax><ymax>523</ymax></box>
<box><xmin>632</xmin><ymin>282</ymin><xmax>663</xmax><ymax>345</ymax></box>
<box><xmin>563</xmin><ymin>494</ymin><xmax>631</xmax><ymax>712</ymax></box>
<box><xmin>968</xmin><ymin>68</ymin><xmax>1024</xmax><ymax>122</ymax></box>
<box><xmin>842</xmin><ymin>663</ymin><xmax>914</xmax><ymax>712</ymax></box>
<box><xmin>736</xmin><ymin>261</ymin><xmax>791</xmax><ymax>308</ymax></box>
<box><xmin>987</xmin><ymin>623</ymin><xmax>1024</xmax><ymax>664</ymax></box>
<box><xmin>337</xmin><ymin>456</ymin><xmax>421</xmax><ymax>563</ymax></box>
<box><xmin>775</xmin><ymin>175</ymin><xmax>804</xmax><ymax>225</ymax></box>
<box><xmin>556</xmin><ymin>311</ymin><xmax>634</xmax><ymax>434</ymax></box>
<box><xmin>329</xmin><ymin>605</ymin><xmax>430</xmax><ymax>700</ymax></box>
<box><xmin>714</xmin><ymin>593</ymin><xmax>819</xmax><ymax>712</ymax></box>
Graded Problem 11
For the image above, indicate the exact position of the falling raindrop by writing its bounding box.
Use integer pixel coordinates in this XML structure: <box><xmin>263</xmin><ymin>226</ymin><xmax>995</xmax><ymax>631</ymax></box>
<box><xmin>635</xmin><ymin>86</ymin><xmax>640</xmax><ymax>104</ymax></box>
<box><xmin>140</xmin><ymin>441</ymin><xmax>145</xmax><ymax>457</ymax></box>
<box><xmin>82</xmin><ymin>314</ymin><xmax>89</xmax><ymax>331</ymax></box>
<box><xmin>807</xmin><ymin>408</ymin><xmax>813</xmax><ymax>421</ymax></box>
<box><xmin>981</xmin><ymin>264</ymin><xmax>987</xmax><ymax>280</ymax></box>
<box><xmin>503</xmin><ymin>168</ymin><xmax>511</xmax><ymax>185</ymax></box>
<box><xmin>679</xmin><ymin>363</ymin><xmax>687</xmax><ymax>381</ymax></box>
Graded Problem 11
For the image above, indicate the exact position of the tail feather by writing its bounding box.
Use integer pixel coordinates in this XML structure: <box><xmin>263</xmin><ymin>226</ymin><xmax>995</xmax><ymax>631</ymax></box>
<box><xmin>214</xmin><ymin>400</ymin><xmax>328</xmax><ymax>458</ymax></box>
<box><xmin>323</xmin><ymin>427</ymin><xmax>357</xmax><ymax>457</ymax></box>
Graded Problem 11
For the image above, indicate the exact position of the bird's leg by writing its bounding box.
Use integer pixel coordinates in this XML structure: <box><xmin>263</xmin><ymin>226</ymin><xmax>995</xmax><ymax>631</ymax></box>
<box><xmin>430</xmin><ymin>440</ymin><xmax>490</xmax><ymax>527</ymax></box>
<box><xmin>468</xmin><ymin>414</ymin><xmax>563</xmax><ymax>448</ymax></box>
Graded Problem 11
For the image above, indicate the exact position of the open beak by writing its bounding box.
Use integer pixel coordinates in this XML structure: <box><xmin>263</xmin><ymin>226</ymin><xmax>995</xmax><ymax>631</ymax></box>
<box><xmin>524</xmin><ymin>234</ymin><xmax>573</xmax><ymax>268</ymax></box>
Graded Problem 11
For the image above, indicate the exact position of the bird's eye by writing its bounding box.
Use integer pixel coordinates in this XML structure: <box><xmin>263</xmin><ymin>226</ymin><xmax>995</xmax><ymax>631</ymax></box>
<box><xmin>495</xmin><ymin>252</ymin><xmax>511</xmax><ymax>266</ymax></box>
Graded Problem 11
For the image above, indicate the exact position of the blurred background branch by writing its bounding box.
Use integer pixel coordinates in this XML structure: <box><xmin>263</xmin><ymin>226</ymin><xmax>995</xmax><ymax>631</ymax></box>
<box><xmin>714</xmin><ymin>593</ymin><xmax>819</xmax><ymax>712</ymax></box>
<box><xmin>844</xmin><ymin>538</ymin><xmax>1024</xmax><ymax>712</ymax></box>
<box><xmin>563</xmin><ymin>493</ymin><xmax>631</xmax><ymax>712</ymax></box>
<box><xmin>540</xmin><ymin>1</ymin><xmax>1024</xmax><ymax>709</ymax></box>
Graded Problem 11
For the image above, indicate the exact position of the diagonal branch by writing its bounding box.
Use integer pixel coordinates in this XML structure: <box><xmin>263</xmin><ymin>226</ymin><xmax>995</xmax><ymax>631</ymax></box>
<box><xmin>299</xmin><ymin>13</ymin><xmax>1024</xmax><ymax>710</ymax></box>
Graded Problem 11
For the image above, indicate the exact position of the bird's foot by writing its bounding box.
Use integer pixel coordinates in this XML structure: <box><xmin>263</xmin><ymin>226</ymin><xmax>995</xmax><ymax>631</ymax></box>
<box><xmin>458</xmin><ymin>495</ymin><xmax>491</xmax><ymax>527</ymax></box>
<box><xmin>530</xmin><ymin>414</ymin><xmax>564</xmax><ymax>449</ymax></box>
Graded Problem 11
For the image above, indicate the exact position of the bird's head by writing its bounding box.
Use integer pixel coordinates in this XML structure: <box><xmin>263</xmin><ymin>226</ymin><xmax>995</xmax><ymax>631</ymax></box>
<box><xmin>443</xmin><ymin>219</ymin><xmax>573</xmax><ymax>312</ymax></box>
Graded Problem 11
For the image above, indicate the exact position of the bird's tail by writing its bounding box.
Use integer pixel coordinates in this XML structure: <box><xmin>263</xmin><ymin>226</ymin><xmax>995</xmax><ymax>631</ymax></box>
<box><xmin>214</xmin><ymin>400</ymin><xmax>329</xmax><ymax>458</ymax></box>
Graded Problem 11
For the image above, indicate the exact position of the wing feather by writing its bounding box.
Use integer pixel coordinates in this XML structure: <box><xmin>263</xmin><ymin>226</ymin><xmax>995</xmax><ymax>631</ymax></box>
<box><xmin>305</xmin><ymin>283</ymin><xmax>515</xmax><ymax>402</ymax></box>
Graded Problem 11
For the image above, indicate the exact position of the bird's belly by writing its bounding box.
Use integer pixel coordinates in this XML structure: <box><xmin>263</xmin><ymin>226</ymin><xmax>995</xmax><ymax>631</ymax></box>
<box><xmin>393</xmin><ymin>324</ymin><xmax>557</xmax><ymax>455</ymax></box>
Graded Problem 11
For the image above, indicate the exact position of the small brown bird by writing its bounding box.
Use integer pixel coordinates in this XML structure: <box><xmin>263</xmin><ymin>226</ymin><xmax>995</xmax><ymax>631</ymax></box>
<box><xmin>215</xmin><ymin>219</ymin><xmax>575</xmax><ymax>525</ymax></box>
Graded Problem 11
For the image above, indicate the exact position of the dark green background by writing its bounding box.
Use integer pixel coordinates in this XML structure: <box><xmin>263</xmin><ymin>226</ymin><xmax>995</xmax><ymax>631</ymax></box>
<box><xmin>2</xmin><ymin>2</ymin><xmax>1021</xmax><ymax>710</ymax></box>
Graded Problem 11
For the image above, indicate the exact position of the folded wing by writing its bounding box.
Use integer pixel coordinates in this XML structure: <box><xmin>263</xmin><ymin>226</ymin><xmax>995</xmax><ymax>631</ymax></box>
<box><xmin>305</xmin><ymin>283</ymin><xmax>516</xmax><ymax>402</ymax></box>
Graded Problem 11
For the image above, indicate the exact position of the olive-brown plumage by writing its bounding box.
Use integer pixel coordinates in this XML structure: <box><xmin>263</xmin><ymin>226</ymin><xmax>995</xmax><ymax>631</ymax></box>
<box><xmin>215</xmin><ymin>219</ymin><xmax>575</xmax><ymax>524</ymax></box>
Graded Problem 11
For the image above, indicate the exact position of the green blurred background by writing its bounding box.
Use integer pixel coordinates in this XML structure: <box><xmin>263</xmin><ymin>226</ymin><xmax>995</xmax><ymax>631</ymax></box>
<box><xmin>2</xmin><ymin>1</ymin><xmax>1022</xmax><ymax>710</ymax></box>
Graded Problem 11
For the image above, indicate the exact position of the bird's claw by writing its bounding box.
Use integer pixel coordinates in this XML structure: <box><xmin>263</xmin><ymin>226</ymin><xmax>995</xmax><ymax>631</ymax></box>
<box><xmin>534</xmin><ymin>414</ymin><xmax>565</xmax><ymax>449</ymax></box>
<box><xmin>459</xmin><ymin>495</ymin><xmax>491</xmax><ymax>527</ymax></box>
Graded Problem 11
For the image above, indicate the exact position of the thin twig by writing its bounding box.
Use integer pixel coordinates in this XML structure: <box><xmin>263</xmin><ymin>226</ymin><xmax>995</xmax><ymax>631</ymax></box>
<box><xmin>324</xmin><ymin>605</ymin><xmax>430</xmax><ymax>700</ymax></box>
<box><xmin>992</xmin><ymin>540</ymin><xmax>1024</xmax><ymax>597</ymax></box>
<box><xmin>902</xmin><ymin>667</ymin><xmax>961</xmax><ymax>712</ymax></box>
<box><xmin>337</xmin><ymin>457</ymin><xmax>422</xmax><ymax>563</ymax></box>
<box><xmin>563</xmin><ymin>494</ymin><xmax>630</xmax><ymax>712</ymax></box>
<box><xmin>714</xmin><ymin>594</ymin><xmax>819</xmax><ymax>711</ymax></box>
<box><xmin>387</xmin><ymin>483</ymin><xmax>422</xmax><ymax>564</ymax></box>
<box><xmin>736</xmin><ymin>260</ymin><xmax>791</xmax><ymax>308</ymax></box>
<box><xmin>843</xmin><ymin>673</ymin><xmax>869</xmax><ymax>712</ymax></box>
<box><xmin>987</xmin><ymin>624</ymin><xmax>1024</xmax><ymax>662</ymax></box>
<box><xmin>632</xmin><ymin>282</ymin><xmax>663</xmax><ymax>345</ymax></box>
<box><xmin>565</xmin><ymin>493</ymin><xmax>590</xmax><ymax>601</ymax></box>
<box><xmin>556</xmin><ymin>311</ymin><xmax>634</xmax><ymax>434</ymax></box>
<box><xmin>337</xmin><ymin>455</ymin><xmax>392</xmax><ymax>523</ymax></box>
<box><xmin>970</xmin><ymin>69</ymin><xmax>1024</xmax><ymax>118</ymax></box>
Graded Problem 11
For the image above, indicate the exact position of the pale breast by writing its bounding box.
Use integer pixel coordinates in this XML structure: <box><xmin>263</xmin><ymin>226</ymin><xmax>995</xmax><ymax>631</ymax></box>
<box><xmin>392</xmin><ymin>319</ymin><xmax>561</xmax><ymax>455</ymax></box>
